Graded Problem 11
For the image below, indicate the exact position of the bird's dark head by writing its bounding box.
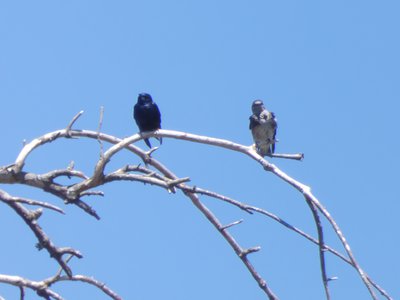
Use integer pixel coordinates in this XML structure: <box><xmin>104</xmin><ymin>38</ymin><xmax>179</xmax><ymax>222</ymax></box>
<box><xmin>138</xmin><ymin>93</ymin><xmax>153</xmax><ymax>105</ymax></box>
<box><xmin>251</xmin><ymin>99</ymin><xmax>265</xmax><ymax>115</ymax></box>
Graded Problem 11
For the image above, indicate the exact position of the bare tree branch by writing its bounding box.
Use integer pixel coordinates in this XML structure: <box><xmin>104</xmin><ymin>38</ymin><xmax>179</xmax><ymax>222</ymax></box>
<box><xmin>9</xmin><ymin>195</ymin><xmax>64</xmax><ymax>214</ymax></box>
<box><xmin>56</xmin><ymin>275</ymin><xmax>122</xmax><ymax>300</ymax></box>
<box><xmin>41</xmin><ymin>169</ymin><xmax>88</xmax><ymax>181</ymax></box>
<box><xmin>185</xmin><ymin>190</ymin><xmax>279</xmax><ymax>300</ymax></box>
<box><xmin>0</xmin><ymin>274</ymin><xmax>63</xmax><ymax>300</ymax></box>
<box><xmin>0</xmin><ymin>120</ymin><xmax>392</xmax><ymax>299</ymax></box>
<box><xmin>0</xmin><ymin>272</ymin><xmax>122</xmax><ymax>300</ymax></box>
<box><xmin>305</xmin><ymin>198</ymin><xmax>331</xmax><ymax>299</ymax></box>
<box><xmin>0</xmin><ymin>190</ymin><xmax>82</xmax><ymax>277</ymax></box>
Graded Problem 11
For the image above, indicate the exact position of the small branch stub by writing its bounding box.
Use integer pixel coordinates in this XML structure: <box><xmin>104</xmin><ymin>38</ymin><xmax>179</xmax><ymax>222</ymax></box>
<box><xmin>240</xmin><ymin>246</ymin><xmax>261</xmax><ymax>258</ymax></box>
<box><xmin>221</xmin><ymin>219</ymin><xmax>243</xmax><ymax>230</ymax></box>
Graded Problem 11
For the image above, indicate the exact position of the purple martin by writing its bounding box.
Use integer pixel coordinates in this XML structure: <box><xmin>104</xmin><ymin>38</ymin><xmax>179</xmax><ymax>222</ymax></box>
<box><xmin>133</xmin><ymin>93</ymin><xmax>162</xmax><ymax>148</ymax></box>
<box><xmin>249</xmin><ymin>99</ymin><xmax>277</xmax><ymax>156</ymax></box>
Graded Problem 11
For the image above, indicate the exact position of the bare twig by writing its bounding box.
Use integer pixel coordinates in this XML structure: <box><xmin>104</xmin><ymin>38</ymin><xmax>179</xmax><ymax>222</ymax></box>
<box><xmin>43</xmin><ymin>255</ymin><xmax>122</xmax><ymax>300</ymax></box>
<box><xmin>181</xmin><ymin>185</ymin><xmax>254</xmax><ymax>214</ymax></box>
<box><xmin>41</xmin><ymin>169</ymin><xmax>88</xmax><ymax>181</ymax></box>
<box><xmin>97</xmin><ymin>106</ymin><xmax>105</xmax><ymax>158</ymax></box>
<box><xmin>10</xmin><ymin>196</ymin><xmax>64</xmax><ymax>214</ymax></box>
<box><xmin>57</xmin><ymin>275</ymin><xmax>122</xmax><ymax>300</ymax></box>
<box><xmin>80</xmin><ymin>190</ymin><xmax>105</xmax><ymax>197</ymax></box>
<box><xmin>66</xmin><ymin>111</ymin><xmax>84</xmax><ymax>132</ymax></box>
<box><xmin>268</xmin><ymin>152</ymin><xmax>304</xmax><ymax>160</ymax></box>
<box><xmin>305</xmin><ymin>193</ymin><xmax>378</xmax><ymax>299</ymax></box>
<box><xmin>66</xmin><ymin>110</ymin><xmax>84</xmax><ymax>136</ymax></box>
<box><xmin>305</xmin><ymin>198</ymin><xmax>331</xmax><ymax>300</ymax></box>
<box><xmin>221</xmin><ymin>219</ymin><xmax>244</xmax><ymax>230</ymax></box>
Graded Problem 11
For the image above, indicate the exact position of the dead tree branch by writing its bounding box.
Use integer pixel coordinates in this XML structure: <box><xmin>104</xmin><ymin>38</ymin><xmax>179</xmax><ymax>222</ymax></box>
<box><xmin>0</xmin><ymin>113</ymin><xmax>392</xmax><ymax>300</ymax></box>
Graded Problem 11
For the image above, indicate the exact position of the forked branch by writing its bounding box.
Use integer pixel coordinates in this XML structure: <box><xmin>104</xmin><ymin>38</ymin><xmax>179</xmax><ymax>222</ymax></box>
<box><xmin>0</xmin><ymin>112</ymin><xmax>392</xmax><ymax>300</ymax></box>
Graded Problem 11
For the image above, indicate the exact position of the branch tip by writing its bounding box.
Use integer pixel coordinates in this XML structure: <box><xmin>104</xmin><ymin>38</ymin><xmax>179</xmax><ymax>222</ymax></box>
<box><xmin>66</xmin><ymin>110</ymin><xmax>84</xmax><ymax>133</ymax></box>
<box><xmin>269</xmin><ymin>152</ymin><xmax>304</xmax><ymax>161</ymax></box>
<box><xmin>146</xmin><ymin>146</ymin><xmax>159</xmax><ymax>156</ymax></box>
<box><xmin>221</xmin><ymin>219</ymin><xmax>243</xmax><ymax>230</ymax></box>
<box><xmin>327</xmin><ymin>276</ymin><xmax>339</xmax><ymax>282</ymax></box>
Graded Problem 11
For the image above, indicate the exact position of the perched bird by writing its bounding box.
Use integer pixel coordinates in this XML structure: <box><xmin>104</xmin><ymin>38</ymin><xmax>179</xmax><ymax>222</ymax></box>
<box><xmin>133</xmin><ymin>93</ymin><xmax>162</xmax><ymax>148</ymax></box>
<box><xmin>249</xmin><ymin>99</ymin><xmax>278</xmax><ymax>156</ymax></box>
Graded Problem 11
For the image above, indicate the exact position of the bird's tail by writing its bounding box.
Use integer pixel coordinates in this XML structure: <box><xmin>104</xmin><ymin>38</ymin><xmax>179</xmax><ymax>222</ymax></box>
<box><xmin>270</xmin><ymin>143</ymin><xmax>275</xmax><ymax>154</ymax></box>
<box><xmin>144</xmin><ymin>137</ymin><xmax>162</xmax><ymax>148</ymax></box>
<box><xmin>144</xmin><ymin>138</ymin><xmax>152</xmax><ymax>148</ymax></box>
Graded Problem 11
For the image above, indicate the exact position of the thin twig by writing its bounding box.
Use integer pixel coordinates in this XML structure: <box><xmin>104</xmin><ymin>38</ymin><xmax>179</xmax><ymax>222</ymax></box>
<box><xmin>180</xmin><ymin>185</ymin><xmax>253</xmax><ymax>214</ymax></box>
<box><xmin>97</xmin><ymin>106</ymin><xmax>105</xmax><ymax>158</ymax></box>
<box><xmin>80</xmin><ymin>191</ymin><xmax>104</xmax><ymax>197</ymax></box>
<box><xmin>305</xmin><ymin>198</ymin><xmax>330</xmax><ymax>300</ymax></box>
<box><xmin>221</xmin><ymin>219</ymin><xmax>244</xmax><ymax>230</ymax></box>
<box><xmin>42</xmin><ymin>169</ymin><xmax>88</xmax><ymax>181</ymax></box>
<box><xmin>57</xmin><ymin>275</ymin><xmax>122</xmax><ymax>300</ymax></box>
<box><xmin>10</xmin><ymin>196</ymin><xmax>64</xmax><ymax>214</ymax></box>
<box><xmin>66</xmin><ymin>111</ymin><xmax>84</xmax><ymax>135</ymax></box>
<box><xmin>268</xmin><ymin>152</ymin><xmax>304</xmax><ymax>160</ymax></box>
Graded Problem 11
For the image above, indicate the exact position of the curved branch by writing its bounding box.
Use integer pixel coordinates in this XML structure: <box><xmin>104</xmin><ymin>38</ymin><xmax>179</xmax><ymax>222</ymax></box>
<box><xmin>305</xmin><ymin>199</ymin><xmax>330</xmax><ymax>299</ymax></box>
<box><xmin>56</xmin><ymin>275</ymin><xmax>122</xmax><ymax>300</ymax></box>
<box><xmin>0</xmin><ymin>275</ymin><xmax>63</xmax><ymax>300</ymax></box>
<box><xmin>0</xmin><ymin>272</ymin><xmax>122</xmax><ymax>300</ymax></box>
<box><xmin>66</xmin><ymin>110</ymin><xmax>84</xmax><ymax>135</ymax></box>
<box><xmin>6</xmin><ymin>126</ymin><xmax>391</xmax><ymax>299</ymax></box>
<box><xmin>147</xmin><ymin>130</ymin><xmax>379</xmax><ymax>299</ymax></box>
<box><xmin>8</xmin><ymin>195</ymin><xmax>64</xmax><ymax>214</ymax></box>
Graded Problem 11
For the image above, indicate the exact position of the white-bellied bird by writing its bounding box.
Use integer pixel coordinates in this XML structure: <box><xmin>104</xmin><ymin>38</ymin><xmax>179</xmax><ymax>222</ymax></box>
<box><xmin>249</xmin><ymin>99</ymin><xmax>277</xmax><ymax>156</ymax></box>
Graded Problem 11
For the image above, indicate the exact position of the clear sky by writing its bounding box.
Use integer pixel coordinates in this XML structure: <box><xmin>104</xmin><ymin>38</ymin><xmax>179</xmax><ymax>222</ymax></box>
<box><xmin>0</xmin><ymin>1</ymin><xmax>399</xmax><ymax>299</ymax></box>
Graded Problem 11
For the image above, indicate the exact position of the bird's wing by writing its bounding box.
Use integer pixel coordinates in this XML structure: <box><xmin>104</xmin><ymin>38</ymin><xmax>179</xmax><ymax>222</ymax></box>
<box><xmin>266</xmin><ymin>112</ymin><xmax>278</xmax><ymax>153</ymax></box>
<box><xmin>152</xmin><ymin>103</ymin><xmax>162</xmax><ymax>127</ymax></box>
<box><xmin>133</xmin><ymin>103</ymin><xmax>144</xmax><ymax>130</ymax></box>
<box><xmin>269</xmin><ymin>112</ymin><xmax>278</xmax><ymax>139</ymax></box>
<box><xmin>249</xmin><ymin>115</ymin><xmax>260</xmax><ymax>129</ymax></box>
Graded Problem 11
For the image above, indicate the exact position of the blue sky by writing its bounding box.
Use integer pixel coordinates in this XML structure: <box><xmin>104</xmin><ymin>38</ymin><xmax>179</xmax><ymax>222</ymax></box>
<box><xmin>0</xmin><ymin>1</ymin><xmax>399</xmax><ymax>299</ymax></box>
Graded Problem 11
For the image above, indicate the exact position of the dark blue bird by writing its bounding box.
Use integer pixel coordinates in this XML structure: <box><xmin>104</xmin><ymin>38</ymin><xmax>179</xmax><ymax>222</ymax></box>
<box><xmin>133</xmin><ymin>93</ymin><xmax>162</xmax><ymax>148</ymax></box>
